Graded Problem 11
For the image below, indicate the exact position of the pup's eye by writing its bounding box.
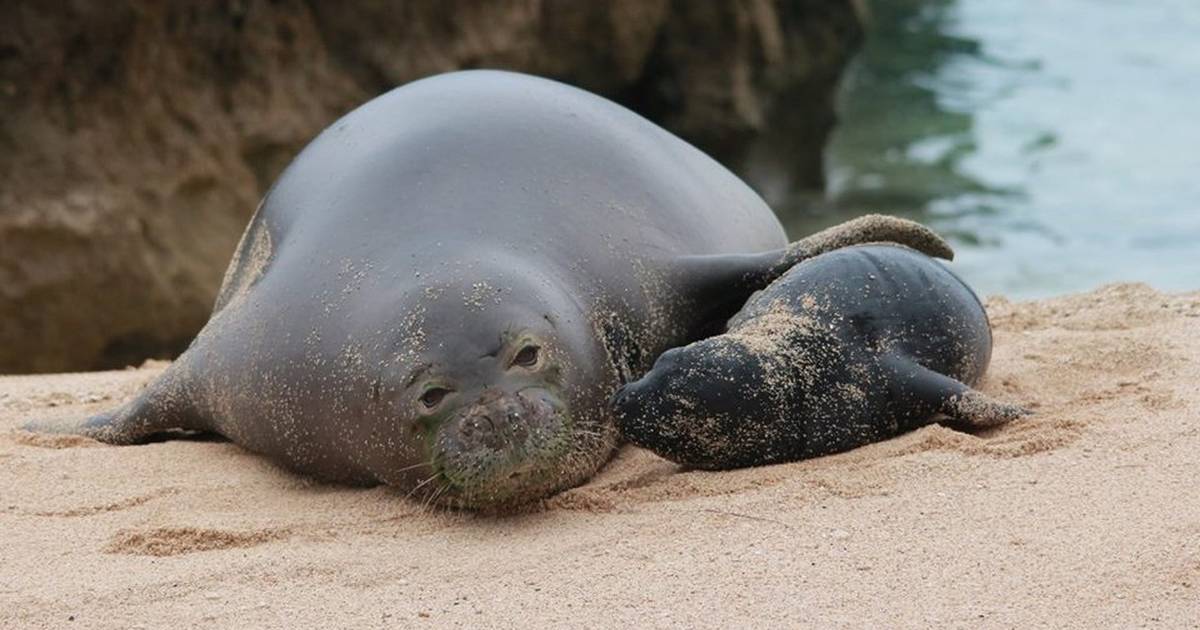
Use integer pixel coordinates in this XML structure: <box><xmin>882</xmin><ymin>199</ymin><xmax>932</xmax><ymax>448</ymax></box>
<box><xmin>512</xmin><ymin>345</ymin><xmax>540</xmax><ymax>368</ymax></box>
<box><xmin>420</xmin><ymin>387</ymin><xmax>450</xmax><ymax>409</ymax></box>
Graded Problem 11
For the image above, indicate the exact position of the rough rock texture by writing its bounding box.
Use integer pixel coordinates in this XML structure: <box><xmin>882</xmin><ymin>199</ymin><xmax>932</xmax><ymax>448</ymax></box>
<box><xmin>0</xmin><ymin>0</ymin><xmax>864</xmax><ymax>374</ymax></box>
<box><xmin>626</xmin><ymin>0</ymin><xmax>866</xmax><ymax>205</ymax></box>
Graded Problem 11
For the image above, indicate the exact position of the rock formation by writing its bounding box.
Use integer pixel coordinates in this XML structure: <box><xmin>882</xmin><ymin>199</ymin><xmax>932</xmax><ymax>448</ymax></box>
<box><xmin>0</xmin><ymin>0</ymin><xmax>863</xmax><ymax>373</ymax></box>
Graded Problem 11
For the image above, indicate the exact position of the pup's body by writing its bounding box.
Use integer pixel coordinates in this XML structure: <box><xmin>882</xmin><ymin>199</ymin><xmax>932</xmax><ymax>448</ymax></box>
<box><xmin>614</xmin><ymin>244</ymin><xmax>1027</xmax><ymax>469</ymax></box>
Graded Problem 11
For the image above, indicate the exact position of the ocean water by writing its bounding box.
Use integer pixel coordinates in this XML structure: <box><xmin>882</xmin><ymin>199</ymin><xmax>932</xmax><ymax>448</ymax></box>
<box><xmin>777</xmin><ymin>0</ymin><xmax>1200</xmax><ymax>298</ymax></box>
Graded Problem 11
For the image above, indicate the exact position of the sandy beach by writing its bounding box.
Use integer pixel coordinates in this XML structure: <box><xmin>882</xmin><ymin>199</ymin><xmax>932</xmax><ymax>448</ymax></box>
<box><xmin>2</xmin><ymin>283</ymin><xmax>1198</xmax><ymax>628</ymax></box>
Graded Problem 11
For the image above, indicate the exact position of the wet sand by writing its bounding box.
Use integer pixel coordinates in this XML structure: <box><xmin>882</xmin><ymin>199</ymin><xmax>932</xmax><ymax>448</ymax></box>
<box><xmin>2</xmin><ymin>283</ymin><xmax>1198</xmax><ymax>628</ymax></box>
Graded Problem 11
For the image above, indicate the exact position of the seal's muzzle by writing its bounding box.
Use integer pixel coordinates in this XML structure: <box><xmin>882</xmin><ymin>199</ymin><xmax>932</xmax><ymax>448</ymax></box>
<box><xmin>432</xmin><ymin>388</ymin><xmax>570</xmax><ymax>507</ymax></box>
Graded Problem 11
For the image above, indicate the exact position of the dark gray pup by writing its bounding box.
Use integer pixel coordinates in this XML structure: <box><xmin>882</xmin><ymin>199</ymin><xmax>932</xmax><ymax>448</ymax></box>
<box><xmin>26</xmin><ymin>71</ymin><xmax>952</xmax><ymax>509</ymax></box>
<box><xmin>613</xmin><ymin>244</ymin><xmax>1028</xmax><ymax>470</ymax></box>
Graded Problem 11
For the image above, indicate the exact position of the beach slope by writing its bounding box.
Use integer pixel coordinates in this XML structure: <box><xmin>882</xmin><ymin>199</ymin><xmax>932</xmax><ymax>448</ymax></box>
<box><xmin>2</xmin><ymin>283</ymin><xmax>1197</xmax><ymax>628</ymax></box>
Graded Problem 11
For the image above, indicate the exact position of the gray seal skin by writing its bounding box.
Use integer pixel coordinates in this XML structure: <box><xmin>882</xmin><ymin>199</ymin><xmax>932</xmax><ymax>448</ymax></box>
<box><xmin>26</xmin><ymin>71</ymin><xmax>954</xmax><ymax>509</ymax></box>
<box><xmin>613</xmin><ymin>244</ymin><xmax>1029</xmax><ymax>470</ymax></box>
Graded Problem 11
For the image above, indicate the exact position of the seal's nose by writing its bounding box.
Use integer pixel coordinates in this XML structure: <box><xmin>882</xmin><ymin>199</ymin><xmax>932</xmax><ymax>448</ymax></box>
<box><xmin>611</xmin><ymin>383</ymin><xmax>633</xmax><ymax>409</ymax></box>
<box><xmin>443</xmin><ymin>392</ymin><xmax>543</xmax><ymax>454</ymax></box>
<box><xmin>477</xmin><ymin>388</ymin><xmax>504</xmax><ymax>405</ymax></box>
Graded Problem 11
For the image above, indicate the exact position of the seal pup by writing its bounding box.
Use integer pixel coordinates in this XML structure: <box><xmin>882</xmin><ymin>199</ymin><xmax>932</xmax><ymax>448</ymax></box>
<box><xmin>613</xmin><ymin>244</ymin><xmax>1028</xmax><ymax>469</ymax></box>
<box><xmin>26</xmin><ymin>71</ymin><xmax>953</xmax><ymax>509</ymax></box>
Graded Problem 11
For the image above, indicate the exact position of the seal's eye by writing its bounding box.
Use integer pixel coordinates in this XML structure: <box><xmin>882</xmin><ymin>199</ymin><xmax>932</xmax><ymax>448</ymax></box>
<box><xmin>512</xmin><ymin>345</ymin><xmax>540</xmax><ymax>368</ymax></box>
<box><xmin>420</xmin><ymin>387</ymin><xmax>450</xmax><ymax>409</ymax></box>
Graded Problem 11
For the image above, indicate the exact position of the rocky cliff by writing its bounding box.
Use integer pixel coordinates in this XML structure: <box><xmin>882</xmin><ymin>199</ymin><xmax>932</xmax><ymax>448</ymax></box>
<box><xmin>0</xmin><ymin>0</ymin><xmax>863</xmax><ymax>373</ymax></box>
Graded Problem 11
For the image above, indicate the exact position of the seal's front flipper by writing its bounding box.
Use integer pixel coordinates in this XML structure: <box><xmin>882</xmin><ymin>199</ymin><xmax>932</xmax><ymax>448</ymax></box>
<box><xmin>883</xmin><ymin>356</ymin><xmax>1030</xmax><ymax>429</ymax></box>
<box><xmin>22</xmin><ymin>368</ymin><xmax>208</xmax><ymax>445</ymax></box>
<box><xmin>668</xmin><ymin>215</ymin><xmax>954</xmax><ymax>329</ymax></box>
<box><xmin>672</xmin><ymin>215</ymin><xmax>953</xmax><ymax>295</ymax></box>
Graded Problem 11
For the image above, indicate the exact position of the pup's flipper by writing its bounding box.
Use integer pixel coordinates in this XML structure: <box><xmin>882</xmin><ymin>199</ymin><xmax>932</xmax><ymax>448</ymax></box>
<box><xmin>884</xmin><ymin>357</ymin><xmax>1030</xmax><ymax>428</ymax></box>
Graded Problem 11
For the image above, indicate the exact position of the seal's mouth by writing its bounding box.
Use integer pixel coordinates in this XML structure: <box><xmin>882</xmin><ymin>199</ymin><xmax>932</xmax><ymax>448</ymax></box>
<box><xmin>611</xmin><ymin>380</ymin><xmax>645</xmax><ymax>420</ymax></box>
<box><xmin>611</xmin><ymin>369</ymin><xmax>671</xmax><ymax>442</ymax></box>
<box><xmin>425</xmin><ymin>388</ymin><xmax>586</xmax><ymax>510</ymax></box>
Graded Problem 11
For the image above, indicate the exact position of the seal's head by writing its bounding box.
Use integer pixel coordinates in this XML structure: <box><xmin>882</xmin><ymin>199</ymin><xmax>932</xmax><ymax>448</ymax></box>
<box><xmin>611</xmin><ymin>334</ymin><xmax>789</xmax><ymax>470</ymax></box>
<box><xmin>362</xmin><ymin>259</ymin><xmax>618</xmax><ymax>510</ymax></box>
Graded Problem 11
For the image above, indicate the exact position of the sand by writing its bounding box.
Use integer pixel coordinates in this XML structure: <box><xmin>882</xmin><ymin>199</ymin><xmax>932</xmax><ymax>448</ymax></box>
<box><xmin>2</xmin><ymin>283</ymin><xmax>1198</xmax><ymax>628</ymax></box>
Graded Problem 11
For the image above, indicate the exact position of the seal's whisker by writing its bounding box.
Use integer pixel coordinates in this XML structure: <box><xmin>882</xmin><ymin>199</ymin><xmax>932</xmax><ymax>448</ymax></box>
<box><xmin>418</xmin><ymin>481</ymin><xmax>447</xmax><ymax>514</ymax></box>
<box><xmin>403</xmin><ymin>473</ymin><xmax>440</xmax><ymax>503</ymax></box>
<box><xmin>433</xmin><ymin>483</ymin><xmax>453</xmax><ymax>511</ymax></box>
<box><xmin>392</xmin><ymin>460</ymin><xmax>436</xmax><ymax>475</ymax></box>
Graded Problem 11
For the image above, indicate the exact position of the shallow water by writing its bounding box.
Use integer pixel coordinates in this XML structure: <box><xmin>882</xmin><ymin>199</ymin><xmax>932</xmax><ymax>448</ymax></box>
<box><xmin>777</xmin><ymin>0</ymin><xmax>1200</xmax><ymax>298</ymax></box>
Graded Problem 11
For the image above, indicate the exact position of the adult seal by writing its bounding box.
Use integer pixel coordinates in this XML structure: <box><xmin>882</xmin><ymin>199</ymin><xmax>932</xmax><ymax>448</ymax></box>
<box><xmin>613</xmin><ymin>244</ymin><xmax>1029</xmax><ymax>470</ymax></box>
<box><xmin>27</xmin><ymin>71</ymin><xmax>952</xmax><ymax>509</ymax></box>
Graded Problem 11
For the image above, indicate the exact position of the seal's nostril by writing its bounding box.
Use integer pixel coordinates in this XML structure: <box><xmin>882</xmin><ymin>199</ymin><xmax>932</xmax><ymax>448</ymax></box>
<box><xmin>612</xmin><ymin>384</ymin><xmax>631</xmax><ymax>406</ymax></box>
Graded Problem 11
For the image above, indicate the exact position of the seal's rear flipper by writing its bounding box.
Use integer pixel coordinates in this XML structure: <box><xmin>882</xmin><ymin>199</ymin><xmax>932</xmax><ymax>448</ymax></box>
<box><xmin>22</xmin><ymin>368</ymin><xmax>208</xmax><ymax>445</ymax></box>
<box><xmin>940</xmin><ymin>390</ymin><xmax>1030</xmax><ymax>428</ymax></box>
<box><xmin>883</xmin><ymin>357</ymin><xmax>1030</xmax><ymax>428</ymax></box>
